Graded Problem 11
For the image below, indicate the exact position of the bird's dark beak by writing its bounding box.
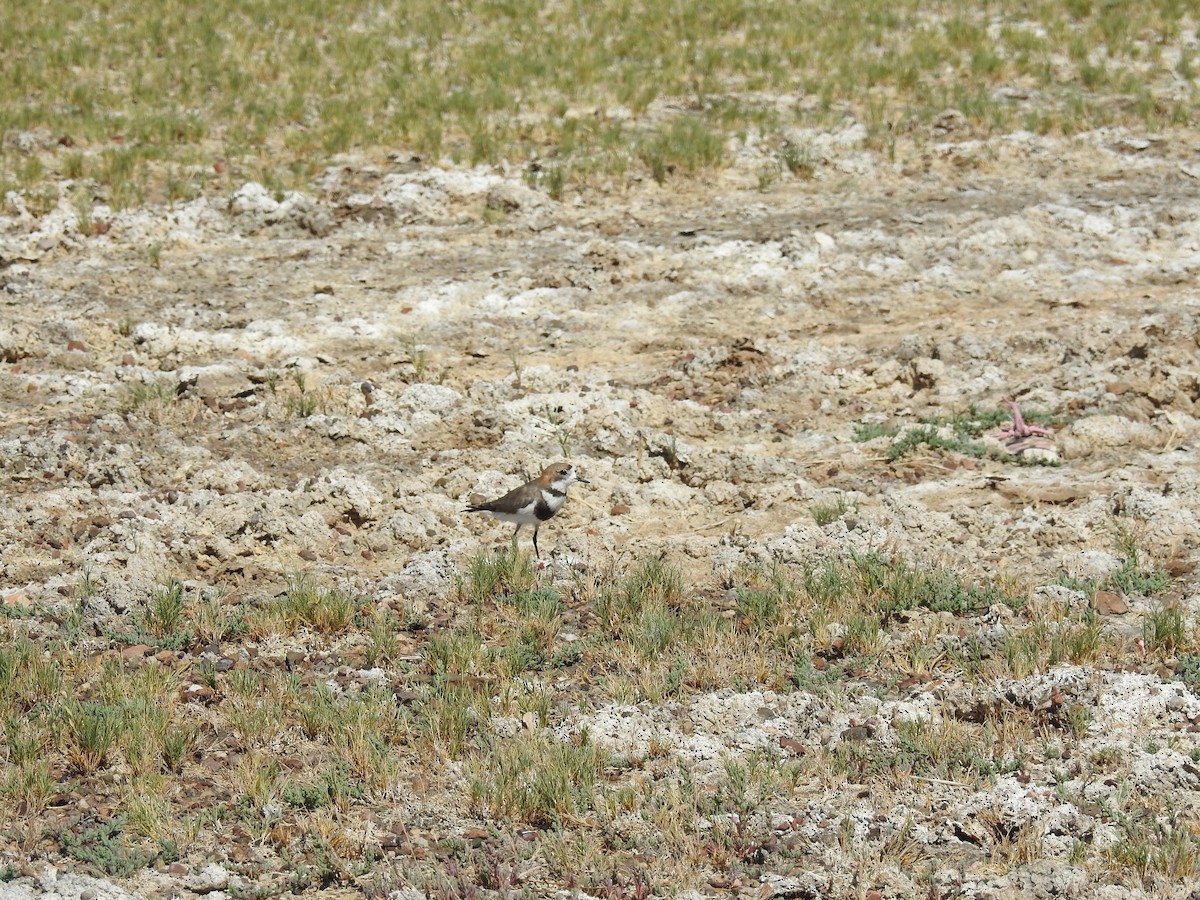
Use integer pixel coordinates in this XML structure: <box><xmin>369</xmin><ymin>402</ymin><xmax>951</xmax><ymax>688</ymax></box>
<box><xmin>577</xmin><ymin>476</ymin><xmax>590</xmax><ymax>484</ymax></box>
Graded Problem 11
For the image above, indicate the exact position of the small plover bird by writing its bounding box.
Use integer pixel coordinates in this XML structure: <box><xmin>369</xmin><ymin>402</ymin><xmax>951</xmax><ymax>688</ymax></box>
<box><xmin>464</xmin><ymin>462</ymin><xmax>589</xmax><ymax>558</ymax></box>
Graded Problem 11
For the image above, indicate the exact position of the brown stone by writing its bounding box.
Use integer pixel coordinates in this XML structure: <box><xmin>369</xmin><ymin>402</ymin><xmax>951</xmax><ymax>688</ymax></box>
<box><xmin>1091</xmin><ymin>589</ymin><xmax>1128</xmax><ymax>615</ymax></box>
<box><xmin>778</xmin><ymin>736</ymin><xmax>806</xmax><ymax>755</ymax></box>
<box><xmin>121</xmin><ymin>644</ymin><xmax>153</xmax><ymax>662</ymax></box>
<box><xmin>1167</xmin><ymin>558</ymin><xmax>1195</xmax><ymax>577</ymax></box>
<box><xmin>181</xmin><ymin>684</ymin><xmax>216</xmax><ymax>705</ymax></box>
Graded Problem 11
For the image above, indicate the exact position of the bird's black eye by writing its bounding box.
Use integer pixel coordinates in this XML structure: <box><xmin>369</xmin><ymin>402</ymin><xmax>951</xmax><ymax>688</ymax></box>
<box><xmin>559</xmin><ymin>468</ymin><xmax>569</xmax><ymax>476</ymax></box>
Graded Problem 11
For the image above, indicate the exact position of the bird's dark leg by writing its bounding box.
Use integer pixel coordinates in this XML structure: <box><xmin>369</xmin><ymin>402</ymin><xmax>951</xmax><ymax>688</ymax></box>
<box><xmin>532</xmin><ymin>526</ymin><xmax>540</xmax><ymax>559</ymax></box>
<box><xmin>511</xmin><ymin>524</ymin><xmax>522</xmax><ymax>555</ymax></box>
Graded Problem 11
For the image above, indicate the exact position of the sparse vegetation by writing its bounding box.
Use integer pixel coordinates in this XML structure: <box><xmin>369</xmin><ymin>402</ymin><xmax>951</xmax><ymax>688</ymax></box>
<box><xmin>118</xmin><ymin>379</ymin><xmax>179</xmax><ymax>416</ymax></box>
<box><xmin>255</xmin><ymin>574</ymin><xmax>362</xmax><ymax>635</ymax></box>
<box><xmin>282</xmin><ymin>371</ymin><xmax>324</xmax><ymax>418</ymax></box>
<box><xmin>810</xmin><ymin>494</ymin><xmax>853</xmax><ymax>526</ymax></box>
<box><xmin>865</xmin><ymin>404</ymin><xmax>1065</xmax><ymax>465</ymax></box>
<box><xmin>462</xmin><ymin>546</ymin><xmax>536</xmax><ymax>605</ymax></box>
<box><xmin>401</xmin><ymin>336</ymin><xmax>445</xmax><ymax>384</ymax></box>
<box><xmin>469</xmin><ymin>729</ymin><xmax>607</xmax><ymax>827</ymax></box>
<box><xmin>3</xmin><ymin>0</ymin><xmax>1199</xmax><ymax>894</ymax></box>
<box><xmin>55</xmin><ymin>816</ymin><xmax>161</xmax><ymax>878</ymax></box>
<box><xmin>0</xmin><ymin>523</ymin><xmax>1195</xmax><ymax>893</ymax></box>
<box><xmin>853</xmin><ymin>422</ymin><xmax>899</xmax><ymax>442</ymax></box>
<box><xmin>1057</xmin><ymin>523</ymin><xmax>1172</xmax><ymax>603</ymax></box>
<box><xmin>2</xmin><ymin>0</ymin><xmax>1194</xmax><ymax>203</ymax></box>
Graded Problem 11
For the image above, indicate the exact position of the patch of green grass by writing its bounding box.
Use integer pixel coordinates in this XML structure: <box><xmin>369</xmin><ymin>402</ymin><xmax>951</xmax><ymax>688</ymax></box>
<box><xmin>1</xmin><ymin>759</ymin><xmax>54</xmax><ymax>816</ymax></box>
<box><xmin>61</xmin><ymin>701</ymin><xmax>122</xmax><ymax>774</ymax></box>
<box><xmin>778</xmin><ymin>139</ymin><xmax>817</xmax><ymax>178</ymax></box>
<box><xmin>1174</xmin><ymin>653</ymin><xmax>1200</xmax><ymax>687</ymax></box>
<box><xmin>282</xmin><ymin>371</ymin><xmax>324</xmax><ymax>418</ymax></box>
<box><xmin>1110</xmin><ymin>526</ymin><xmax>1171</xmax><ymax>597</ymax></box>
<box><xmin>364</xmin><ymin>607</ymin><xmax>405</xmax><ymax>665</ymax></box>
<box><xmin>830</xmin><ymin>717</ymin><xmax>1009</xmax><ymax>785</ymax></box>
<box><xmin>0</xmin><ymin>636</ymin><xmax>65</xmax><ymax>712</ymax></box>
<box><xmin>468</xmin><ymin>729</ymin><xmax>608</xmax><ymax>827</ymax></box>
<box><xmin>790</xmin><ymin>652</ymin><xmax>842</xmax><ymax>693</ymax></box>
<box><xmin>852</xmin><ymin>422</ymin><xmax>898</xmax><ymax>442</ymax></box>
<box><xmin>842</xmin><ymin>613</ymin><xmax>884</xmax><ymax>657</ymax></box>
<box><xmin>638</xmin><ymin>116</ymin><xmax>725</xmax><ymax>185</ymax></box>
<box><xmin>103</xmin><ymin>580</ymin><xmax>197</xmax><ymax>651</ymax></box>
<box><xmin>273</xmin><ymin>574</ymin><xmax>361</xmax><ymax>634</ymax></box>
<box><xmin>419</xmin><ymin>680</ymin><xmax>488</xmax><ymax>758</ymax></box>
<box><xmin>6</xmin><ymin>0</ymin><xmax>1192</xmax><ymax>203</ymax></box>
<box><xmin>400</xmin><ymin>336</ymin><xmax>447</xmax><ymax>384</ymax></box>
<box><xmin>629</xmin><ymin>601</ymin><xmax>682</xmax><ymax>660</ymax></box>
<box><xmin>806</xmin><ymin>552</ymin><xmax>1022</xmax><ymax>623</ymax></box>
<box><xmin>192</xmin><ymin>592</ymin><xmax>248</xmax><ymax>645</ymax></box>
<box><xmin>118</xmin><ymin>380</ymin><xmax>178</xmax><ymax>415</ymax></box>
<box><xmin>1057</xmin><ymin>524</ymin><xmax>1171</xmax><ymax>601</ymax></box>
<box><xmin>281</xmin><ymin>761</ymin><xmax>365</xmax><ymax>812</ymax></box>
<box><xmin>921</xmin><ymin>405</ymin><xmax>1013</xmax><ymax>434</ymax></box>
<box><xmin>597</xmin><ymin>556</ymin><xmax>687</xmax><ymax>660</ymax></box>
<box><xmin>160</xmin><ymin>723</ymin><xmax>200</xmax><ymax>773</ymax></box>
<box><xmin>121</xmin><ymin>794</ymin><xmax>178</xmax><ymax>845</ymax></box>
<box><xmin>462</xmin><ymin>546</ymin><xmax>536</xmax><ymax>605</ymax></box>
<box><xmin>2</xmin><ymin>716</ymin><xmax>44</xmax><ymax>768</ymax></box>
<box><xmin>1144</xmin><ymin>604</ymin><xmax>1188</xmax><ymax>655</ymax></box>
<box><xmin>496</xmin><ymin>585</ymin><xmax>565</xmax><ymax>675</ymax></box>
<box><xmin>140</xmin><ymin>579</ymin><xmax>189</xmax><ymax>641</ymax></box>
<box><xmin>885</xmin><ymin>424</ymin><xmax>989</xmax><ymax>462</ymax></box>
<box><xmin>506</xmin><ymin>585</ymin><xmax>562</xmax><ymax>620</ymax></box>
<box><xmin>1001</xmin><ymin>625</ymin><xmax>1047</xmax><ymax>679</ymax></box>
<box><xmin>893</xmin><ymin>719</ymin><xmax>1000</xmax><ymax>780</ymax></box>
<box><xmin>0</xmin><ymin>597</ymin><xmax>51</xmax><ymax>620</ymax></box>
<box><xmin>1062</xmin><ymin>702</ymin><xmax>1094</xmax><ymax>738</ymax></box>
<box><xmin>619</xmin><ymin>555</ymin><xmax>684</xmax><ymax>609</ymax></box>
<box><xmin>425</xmin><ymin>627</ymin><xmax>491</xmax><ymax>679</ymax></box>
<box><xmin>295</xmin><ymin>682</ymin><xmax>338</xmax><ymax>740</ymax></box>
<box><xmin>526</xmin><ymin>162</ymin><xmax>567</xmax><ymax>200</ymax></box>
<box><xmin>1050</xmin><ymin>607</ymin><xmax>1106</xmax><ymax>665</ymax></box>
<box><xmin>735</xmin><ymin>587</ymin><xmax>783</xmax><ymax>631</ymax></box>
<box><xmin>55</xmin><ymin>816</ymin><xmax>160</xmax><ymax>878</ymax></box>
<box><xmin>810</xmin><ymin>495</ymin><xmax>852</xmax><ymax>526</ymax></box>
<box><xmin>1107</xmin><ymin>809</ymin><xmax>1200</xmax><ymax>883</ymax></box>
<box><xmin>883</xmin><ymin>404</ymin><xmax>1064</xmax><ymax>465</ymax></box>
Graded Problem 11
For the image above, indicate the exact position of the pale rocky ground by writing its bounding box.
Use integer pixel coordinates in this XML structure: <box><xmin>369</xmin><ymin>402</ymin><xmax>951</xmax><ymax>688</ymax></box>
<box><xmin>2</xmin><ymin>121</ymin><xmax>1200</xmax><ymax>898</ymax></box>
